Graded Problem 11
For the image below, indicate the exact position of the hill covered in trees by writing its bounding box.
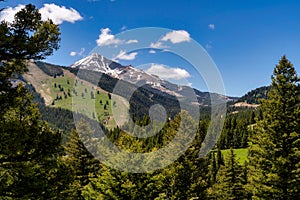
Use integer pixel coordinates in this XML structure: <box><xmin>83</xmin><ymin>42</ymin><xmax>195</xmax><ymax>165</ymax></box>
<box><xmin>238</xmin><ymin>86</ymin><xmax>270</xmax><ymax>104</ymax></box>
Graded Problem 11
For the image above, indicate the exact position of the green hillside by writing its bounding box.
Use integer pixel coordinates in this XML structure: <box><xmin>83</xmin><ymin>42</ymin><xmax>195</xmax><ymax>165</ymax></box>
<box><xmin>23</xmin><ymin>62</ymin><xmax>129</xmax><ymax>128</ymax></box>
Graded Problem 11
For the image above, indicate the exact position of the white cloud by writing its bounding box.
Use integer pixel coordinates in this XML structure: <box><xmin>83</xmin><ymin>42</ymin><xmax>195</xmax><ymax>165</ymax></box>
<box><xmin>145</xmin><ymin>64</ymin><xmax>191</xmax><ymax>80</ymax></box>
<box><xmin>126</xmin><ymin>39</ymin><xmax>138</xmax><ymax>44</ymax></box>
<box><xmin>149</xmin><ymin>30</ymin><xmax>190</xmax><ymax>49</ymax></box>
<box><xmin>0</xmin><ymin>4</ymin><xmax>83</xmax><ymax>24</ymax></box>
<box><xmin>0</xmin><ymin>4</ymin><xmax>25</xmax><ymax>23</ymax></box>
<box><xmin>115</xmin><ymin>50</ymin><xmax>138</xmax><ymax>61</ymax></box>
<box><xmin>96</xmin><ymin>28</ymin><xmax>139</xmax><ymax>47</ymax></box>
<box><xmin>96</xmin><ymin>28</ymin><xmax>123</xmax><ymax>46</ymax></box>
<box><xmin>39</xmin><ymin>4</ymin><xmax>83</xmax><ymax>24</ymax></box>
<box><xmin>70</xmin><ymin>48</ymin><xmax>85</xmax><ymax>57</ymax></box>
<box><xmin>150</xmin><ymin>41</ymin><xmax>168</xmax><ymax>48</ymax></box>
<box><xmin>161</xmin><ymin>30</ymin><xmax>191</xmax><ymax>44</ymax></box>
<box><xmin>208</xmin><ymin>24</ymin><xmax>215</xmax><ymax>30</ymax></box>
<box><xmin>70</xmin><ymin>51</ymin><xmax>77</xmax><ymax>56</ymax></box>
<box><xmin>149</xmin><ymin>49</ymin><xmax>156</xmax><ymax>54</ymax></box>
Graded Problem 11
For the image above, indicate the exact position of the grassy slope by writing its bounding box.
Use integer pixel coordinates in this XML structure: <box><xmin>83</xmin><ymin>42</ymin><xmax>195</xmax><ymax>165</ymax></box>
<box><xmin>24</xmin><ymin>62</ymin><xmax>129</xmax><ymax>129</ymax></box>
<box><xmin>221</xmin><ymin>148</ymin><xmax>249</xmax><ymax>164</ymax></box>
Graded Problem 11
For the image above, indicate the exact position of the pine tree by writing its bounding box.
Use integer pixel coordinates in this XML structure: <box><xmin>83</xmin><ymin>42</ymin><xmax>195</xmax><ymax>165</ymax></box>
<box><xmin>82</xmin><ymin>111</ymin><xmax>210</xmax><ymax>199</ymax></box>
<box><xmin>208</xmin><ymin>148</ymin><xmax>246</xmax><ymax>200</ymax></box>
<box><xmin>90</xmin><ymin>91</ymin><xmax>95</xmax><ymax>99</ymax></box>
<box><xmin>64</xmin><ymin>120</ymin><xmax>101</xmax><ymax>198</ymax></box>
<box><xmin>246</xmin><ymin>56</ymin><xmax>300</xmax><ymax>199</ymax></box>
<box><xmin>208</xmin><ymin>152</ymin><xmax>217</xmax><ymax>184</ymax></box>
<box><xmin>0</xmin><ymin>87</ymin><xmax>72</xmax><ymax>198</ymax></box>
<box><xmin>216</xmin><ymin>148</ymin><xmax>224</xmax><ymax>168</ymax></box>
<box><xmin>0</xmin><ymin>3</ymin><xmax>67</xmax><ymax>199</ymax></box>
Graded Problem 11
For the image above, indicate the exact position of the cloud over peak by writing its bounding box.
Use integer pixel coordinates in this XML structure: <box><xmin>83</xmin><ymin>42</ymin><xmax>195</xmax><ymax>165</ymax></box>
<box><xmin>115</xmin><ymin>50</ymin><xmax>138</xmax><ymax>61</ymax></box>
<box><xmin>96</xmin><ymin>28</ymin><xmax>123</xmax><ymax>46</ymax></box>
<box><xmin>149</xmin><ymin>30</ymin><xmax>191</xmax><ymax>50</ymax></box>
<box><xmin>161</xmin><ymin>30</ymin><xmax>191</xmax><ymax>44</ymax></box>
<box><xmin>145</xmin><ymin>64</ymin><xmax>191</xmax><ymax>80</ymax></box>
<box><xmin>96</xmin><ymin>28</ymin><xmax>139</xmax><ymax>47</ymax></box>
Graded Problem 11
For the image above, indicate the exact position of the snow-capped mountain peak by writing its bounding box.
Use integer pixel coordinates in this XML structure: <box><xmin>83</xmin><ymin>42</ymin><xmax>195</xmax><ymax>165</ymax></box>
<box><xmin>70</xmin><ymin>53</ymin><xmax>124</xmax><ymax>75</ymax></box>
<box><xmin>69</xmin><ymin>53</ymin><xmax>235</xmax><ymax>102</ymax></box>
<box><xmin>69</xmin><ymin>53</ymin><xmax>187</xmax><ymax>96</ymax></box>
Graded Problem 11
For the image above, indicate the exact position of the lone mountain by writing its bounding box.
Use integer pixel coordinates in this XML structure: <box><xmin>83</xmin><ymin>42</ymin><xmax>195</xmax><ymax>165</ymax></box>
<box><xmin>69</xmin><ymin>53</ymin><xmax>236</xmax><ymax>103</ymax></box>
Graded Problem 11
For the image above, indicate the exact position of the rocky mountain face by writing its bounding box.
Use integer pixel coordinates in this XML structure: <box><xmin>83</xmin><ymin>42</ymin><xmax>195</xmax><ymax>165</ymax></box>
<box><xmin>69</xmin><ymin>53</ymin><xmax>237</xmax><ymax>104</ymax></box>
<box><xmin>70</xmin><ymin>53</ymin><xmax>124</xmax><ymax>75</ymax></box>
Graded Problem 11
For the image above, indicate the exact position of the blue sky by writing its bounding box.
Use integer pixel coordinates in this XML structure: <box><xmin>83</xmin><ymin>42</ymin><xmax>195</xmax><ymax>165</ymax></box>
<box><xmin>1</xmin><ymin>0</ymin><xmax>300</xmax><ymax>96</ymax></box>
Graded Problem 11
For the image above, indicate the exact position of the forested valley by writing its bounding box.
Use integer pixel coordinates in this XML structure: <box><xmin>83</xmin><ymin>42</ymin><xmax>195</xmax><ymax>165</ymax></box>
<box><xmin>1</xmin><ymin>4</ymin><xmax>299</xmax><ymax>200</ymax></box>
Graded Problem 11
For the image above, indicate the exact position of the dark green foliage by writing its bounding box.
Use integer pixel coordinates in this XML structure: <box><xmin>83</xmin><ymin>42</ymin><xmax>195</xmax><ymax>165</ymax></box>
<box><xmin>247</xmin><ymin>56</ymin><xmax>300</xmax><ymax>199</ymax></box>
<box><xmin>0</xmin><ymin>86</ymin><xmax>67</xmax><ymax>198</ymax></box>
<box><xmin>208</xmin><ymin>148</ymin><xmax>247</xmax><ymax>200</ymax></box>
<box><xmin>64</xmin><ymin>121</ymin><xmax>101</xmax><ymax>198</ymax></box>
<box><xmin>83</xmin><ymin>111</ymin><xmax>210</xmax><ymax>199</ymax></box>
<box><xmin>208</xmin><ymin>152</ymin><xmax>218</xmax><ymax>184</ymax></box>
<box><xmin>2</xmin><ymin>4</ymin><xmax>299</xmax><ymax>198</ymax></box>
<box><xmin>216</xmin><ymin>148</ymin><xmax>224</xmax><ymax>168</ymax></box>
<box><xmin>238</xmin><ymin>86</ymin><xmax>270</xmax><ymax>104</ymax></box>
<box><xmin>0</xmin><ymin>4</ymin><xmax>72</xmax><ymax>199</ymax></box>
<box><xmin>218</xmin><ymin>110</ymin><xmax>255</xmax><ymax>149</ymax></box>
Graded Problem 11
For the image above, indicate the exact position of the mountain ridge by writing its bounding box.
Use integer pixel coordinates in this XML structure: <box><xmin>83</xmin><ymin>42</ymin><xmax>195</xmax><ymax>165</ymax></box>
<box><xmin>68</xmin><ymin>53</ymin><xmax>238</xmax><ymax>103</ymax></box>
<box><xmin>20</xmin><ymin>56</ymin><xmax>269</xmax><ymax>127</ymax></box>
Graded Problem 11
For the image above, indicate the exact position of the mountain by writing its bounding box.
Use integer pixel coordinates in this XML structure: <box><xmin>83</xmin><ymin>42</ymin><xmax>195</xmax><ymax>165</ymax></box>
<box><xmin>237</xmin><ymin>86</ymin><xmax>269</xmax><ymax>104</ymax></box>
<box><xmin>20</xmin><ymin>54</ymin><xmax>242</xmax><ymax>128</ymax></box>
<box><xmin>70</xmin><ymin>53</ymin><xmax>180</xmax><ymax>96</ymax></box>
<box><xmin>69</xmin><ymin>53</ymin><xmax>237</xmax><ymax>104</ymax></box>
<box><xmin>70</xmin><ymin>53</ymin><xmax>124</xmax><ymax>76</ymax></box>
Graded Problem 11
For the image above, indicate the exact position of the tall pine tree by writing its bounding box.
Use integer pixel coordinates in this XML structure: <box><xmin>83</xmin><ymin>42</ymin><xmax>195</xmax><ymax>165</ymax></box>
<box><xmin>64</xmin><ymin>120</ymin><xmax>101</xmax><ymax>198</ymax></box>
<box><xmin>247</xmin><ymin>56</ymin><xmax>300</xmax><ymax>199</ymax></box>
<box><xmin>0</xmin><ymin>4</ymin><xmax>69</xmax><ymax>199</ymax></box>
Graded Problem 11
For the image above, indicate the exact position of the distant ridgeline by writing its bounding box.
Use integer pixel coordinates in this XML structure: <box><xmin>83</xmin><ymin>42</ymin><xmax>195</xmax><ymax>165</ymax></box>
<box><xmin>35</xmin><ymin>61</ymin><xmax>64</xmax><ymax>77</ymax></box>
<box><xmin>24</xmin><ymin>58</ymin><xmax>262</xmax><ymax>132</ymax></box>
<box><xmin>238</xmin><ymin>86</ymin><xmax>270</xmax><ymax>104</ymax></box>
